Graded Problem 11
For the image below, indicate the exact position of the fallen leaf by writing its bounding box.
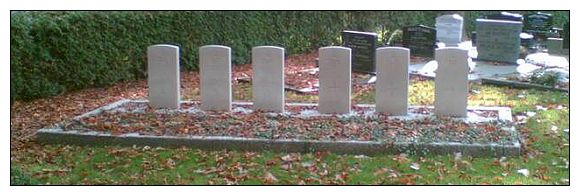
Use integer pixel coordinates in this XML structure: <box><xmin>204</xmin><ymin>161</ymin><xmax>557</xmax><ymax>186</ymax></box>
<box><xmin>517</xmin><ymin>169</ymin><xmax>529</xmax><ymax>177</ymax></box>
<box><xmin>264</xmin><ymin>172</ymin><xmax>278</xmax><ymax>184</ymax></box>
<box><xmin>454</xmin><ymin>152</ymin><xmax>462</xmax><ymax>161</ymax></box>
<box><xmin>354</xmin><ymin>155</ymin><xmax>369</xmax><ymax>159</ymax></box>
<box><xmin>410</xmin><ymin>163</ymin><xmax>420</xmax><ymax>170</ymax></box>
<box><xmin>281</xmin><ymin>163</ymin><xmax>292</xmax><ymax>170</ymax></box>
<box><xmin>164</xmin><ymin>158</ymin><xmax>176</xmax><ymax>169</ymax></box>
<box><xmin>301</xmin><ymin>161</ymin><xmax>313</xmax><ymax>168</ymax></box>
<box><xmin>335</xmin><ymin>172</ymin><xmax>348</xmax><ymax>182</ymax></box>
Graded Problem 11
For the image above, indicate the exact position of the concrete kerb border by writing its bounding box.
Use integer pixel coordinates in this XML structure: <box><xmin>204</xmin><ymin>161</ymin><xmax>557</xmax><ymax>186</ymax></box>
<box><xmin>36</xmin><ymin>99</ymin><xmax>521</xmax><ymax>157</ymax></box>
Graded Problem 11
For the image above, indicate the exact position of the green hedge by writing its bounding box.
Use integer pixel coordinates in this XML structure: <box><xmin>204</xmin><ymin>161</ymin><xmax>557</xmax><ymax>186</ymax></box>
<box><xmin>10</xmin><ymin>11</ymin><xmax>568</xmax><ymax>102</ymax></box>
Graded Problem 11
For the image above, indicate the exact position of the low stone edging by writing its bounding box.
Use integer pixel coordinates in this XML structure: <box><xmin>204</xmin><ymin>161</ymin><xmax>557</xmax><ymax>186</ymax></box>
<box><xmin>36</xmin><ymin>99</ymin><xmax>521</xmax><ymax>157</ymax></box>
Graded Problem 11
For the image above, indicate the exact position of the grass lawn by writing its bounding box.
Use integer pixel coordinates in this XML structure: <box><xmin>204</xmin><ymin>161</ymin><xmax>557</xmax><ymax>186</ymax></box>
<box><xmin>10</xmin><ymin>70</ymin><xmax>569</xmax><ymax>185</ymax></box>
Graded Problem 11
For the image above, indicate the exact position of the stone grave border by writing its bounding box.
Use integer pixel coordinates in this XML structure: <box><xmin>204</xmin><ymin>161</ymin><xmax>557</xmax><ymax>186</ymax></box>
<box><xmin>37</xmin><ymin>99</ymin><xmax>521</xmax><ymax>157</ymax></box>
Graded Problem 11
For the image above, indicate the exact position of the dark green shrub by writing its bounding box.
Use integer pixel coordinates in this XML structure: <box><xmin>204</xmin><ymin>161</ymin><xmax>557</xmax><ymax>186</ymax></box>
<box><xmin>530</xmin><ymin>70</ymin><xmax>561</xmax><ymax>87</ymax></box>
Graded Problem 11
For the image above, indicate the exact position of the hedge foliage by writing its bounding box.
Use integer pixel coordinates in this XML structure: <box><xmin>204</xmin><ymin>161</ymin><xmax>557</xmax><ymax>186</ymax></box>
<box><xmin>10</xmin><ymin>11</ymin><xmax>569</xmax><ymax>101</ymax></box>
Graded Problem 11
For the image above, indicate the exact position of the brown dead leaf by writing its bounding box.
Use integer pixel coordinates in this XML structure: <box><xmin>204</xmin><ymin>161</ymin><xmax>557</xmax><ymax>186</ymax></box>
<box><xmin>264</xmin><ymin>172</ymin><xmax>278</xmax><ymax>184</ymax></box>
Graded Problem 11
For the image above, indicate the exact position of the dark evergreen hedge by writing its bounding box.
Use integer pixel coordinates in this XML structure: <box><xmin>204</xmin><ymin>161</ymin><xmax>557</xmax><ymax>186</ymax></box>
<box><xmin>10</xmin><ymin>11</ymin><xmax>568</xmax><ymax>101</ymax></box>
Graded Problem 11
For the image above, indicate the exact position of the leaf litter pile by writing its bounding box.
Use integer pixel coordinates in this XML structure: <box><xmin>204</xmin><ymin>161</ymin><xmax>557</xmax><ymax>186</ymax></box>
<box><xmin>63</xmin><ymin>101</ymin><xmax>516</xmax><ymax>145</ymax></box>
<box><xmin>234</xmin><ymin>52</ymin><xmax>433</xmax><ymax>93</ymax></box>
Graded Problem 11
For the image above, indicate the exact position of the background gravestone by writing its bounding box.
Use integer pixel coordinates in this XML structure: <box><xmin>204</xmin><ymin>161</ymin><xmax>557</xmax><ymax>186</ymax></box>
<box><xmin>376</xmin><ymin>47</ymin><xmax>409</xmax><ymax>115</ymax></box>
<box><xmin>434</xmin><ymin>48</ymin><xmax>469</xmax><ymax>117</ymax></box>
<box><xmin>341</xmin><ymin>30</ymin><xmax>377</xmax><ymax>73</ymax></box>
<box><xmin>318</xmin><ymin>46</ymin><xmax>351</xmax><ymax>114</ymax></box>
<box><xmin>435</xmin><ymin>14</ymin><xmax>464</xmax><ymax>46</ymax></box>
<box><xmin>485</xmin><ymin>12</ymin><xmax>523</xmax><ymax>22</ymax></box>
<box><xmin>252</xmin><ymin>46</ymin><xmax>285</xmax><ymax>113</ymax></box>
<box><xmin>471</xmin><ymin>31</ymin><xmax>477</xmax><ymax>45</ymax></box>
<box><xmin>476</xmin><ymin>19</ymin><xmax>523</xmax><ymax>63</ymax></box>
<box><xmin>524</xmin><ymin>12</ymin><xmax>555</xmax><ymax>40</ymax></box>
<box><xmin>402</xmin><ymin>25</ymin><xmax>436</xmax><ymax>57</ymax></box>
<box><xmin>147</xmin><ymin>44</ymin><xmax>180</xmax><ymax>109</ymax></box>
<box><xmin>524</xmin><ymin>12</ymin><xmax>554</xmax><ymax>32</ymax></box>
<box><xmin>563</xmin><ymin>22</ymin><xmax>569</xmax><ymax>49</ymax></box>
<box><xmin>200</xmin><ymin>45</ymin><xmax>232</xmax><ymax>111</ymax></box>
<box><xmin>547</xmin><ymin>38</ymin><xmax>563</xmax><ymax>54</ymax></box>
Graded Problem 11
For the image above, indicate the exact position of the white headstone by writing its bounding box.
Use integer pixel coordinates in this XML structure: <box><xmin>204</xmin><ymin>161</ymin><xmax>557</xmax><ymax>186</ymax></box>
<box><xmin>147</xmin><ymin>44</ymin><xmax>180</xmax><ymax>109</ymax></box>
<box><xmin>476</xmin><ymin>19</ymin><xmax>523</xmax><ymax>63</ymax></box>
<box><xmin>252</xmin><ymin>46</ymin><xmax>285</xmax><ymax>112</ymax></box>
<box><xmin>434</xmin><ymin>48</ymin><xmax>469</xmax><ymax>117</ymax></box>
<box><xmin>436</xmin><ymin>14</ymin><xmax>464</xmax><ymax>46</ymax></box>
<box><xmin>376</xmin><ymin>47</ymin><xmax>409</xmax><ymax>115</ymax></box>
<box><xmin>318</xmin><ymin>46</ymin><xmax>351</xmax><ymax>114</ymax></box>
<box><xmin>200</xmin><ymin>45</ymin><xmax>232</xmax><ymax>111</ymax></box>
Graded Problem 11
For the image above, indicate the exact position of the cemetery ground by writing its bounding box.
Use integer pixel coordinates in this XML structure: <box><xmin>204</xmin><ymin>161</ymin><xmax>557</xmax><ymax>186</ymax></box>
<box><xmin>10</xmin><ymin>52</ymin><xmax>569</xmax><ymax>185</ymax></box>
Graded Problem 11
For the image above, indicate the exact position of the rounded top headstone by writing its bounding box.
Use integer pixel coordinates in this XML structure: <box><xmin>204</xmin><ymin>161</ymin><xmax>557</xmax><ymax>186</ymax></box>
<box><xmin>148</xmin><ymin>44</ymin><xmax>179</xmax><ymax>50</ymax></box>
<box><xmin>253</xmin><ymin>46</ymin><xmax>284</xmax><ymax>50</ymax></box>
<box><xmin>200</xmin><ymin>45</ymin><xmax>231</xmax><ymax>50</ymax></box>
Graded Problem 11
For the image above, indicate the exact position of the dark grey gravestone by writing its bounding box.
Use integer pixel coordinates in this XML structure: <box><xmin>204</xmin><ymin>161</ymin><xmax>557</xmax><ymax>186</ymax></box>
<box><xmin>524</xmin><ymin>12</ymin><xmax>554</xmax><ymax>32</ymax></box>
<box><xmin>471</xmin><ymin>31</ymin><xmax>477</xmax><ymax>45</ymax></box>
<box><xmin>563</xmin><ymin>22</ymin><xmax>569</xmax><ymax>49</ymax></box>
<box><xmin>402</xmin><ymin>25</ymin><xmax>437</xmax><ymax>57</ymax></box>
<box><xmin>524</xmin><ymin>12</ymin><xmax>555</xmax><ymax>40</ymax></box>
<box><xmin>342</xmin><ymin>30</ymin><xmax>377</xmax><ymax>73</ymax></box>
<box><xmin>485</xmin><ymin>12</ymin><xmax>523</xmax><ymax>22</ymax></box>
<box><xmin>476</xmin><ymin>19</ymin><xmax>523</xmax><ymax>63</ymax></box>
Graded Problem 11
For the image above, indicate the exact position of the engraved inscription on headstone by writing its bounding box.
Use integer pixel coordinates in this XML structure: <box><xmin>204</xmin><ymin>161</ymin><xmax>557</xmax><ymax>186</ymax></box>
<box><xmin>476</xmin><ymin>19</ymin><xmax>523</xmax><ymax>63</ymax></box>
<box><xmin>252</xmin><ymin>46</ymin><xmax>285</xmax><ymax>113</ymax></box>
<box><xmin>434</xmin><ymin>48</ymin><xmax>469</xmax><ymax>117</ymax></box>
<box><xmin>436</xmin><ymin>14</ymin><xmax>464</xmax><ymax>46</ymax></box>
<box><xmin>341</xmin><ymin>30</ymin><xmax>377</xmax><ymax>73</ymax></box>
<box><xmin>200</xmin><ymin>45</ymin><xmax>232</xmax><ymax>111</ymax></box>
<box><xmin>147</xmin><ymin>44</ymin><xmax>180</xmax><ymax>109</ymax></box>
<box><xmin>318</xmin><ymin>46</ymin><xmax>351</xmax><ymax>114</ymax></box>
<box><xmin>402</xmin><ymin>25</ymin><xmax>436</xmax><ymax>57</ymax></box>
